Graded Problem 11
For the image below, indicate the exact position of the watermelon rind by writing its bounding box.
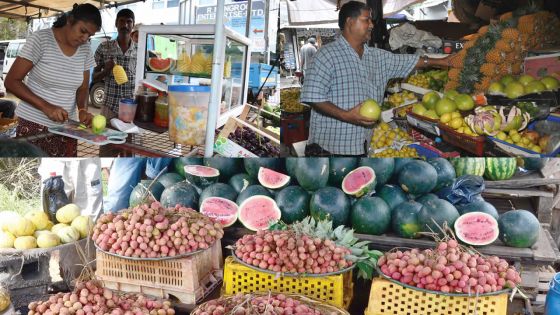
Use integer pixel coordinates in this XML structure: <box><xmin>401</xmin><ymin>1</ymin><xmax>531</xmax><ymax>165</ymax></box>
<box><xmin>184</xmin><ymin>165</ymin><xmax>220</xmax><ymax>189</ymax></box>
<box><xmin>456</xmin><ymin>200</ymin><xmax>499</xmax><ymax>220</ymax></box>
<box><xmin>160</xmin><ymin>181</ymin><xmax>199</xmax><ymax>209</ymax></box>
<box><xmin>200</xmin><ymin>197</ymin><xmax>238</xmax><ymax>227</ymax></box>
<box><xmin>258</xmin><ymin>167</ymin><xmax>291</xmax><ymax>190</ymax></box>
<box><xmin>484</xmin><ymin>157</ymin><xmax>517</xmax><ymax>181</ymax></box>
<box><xmin>173</xmin><ymin>158</ymin><xmax>203</xmax><ymax>178</ymax></box>
<box><xmin>295</xmin><ymin>158</ymin><xmax>329</xmax><ymax>192</ymax></box>
<box><xmin>450</xmin><ymin>158</ymin><xmax>485</xmax><ymax>177</ymax></box>
<box><xmin>359</xmin><ymin>158</ymin><xmax>394</xmax><ymax>189</ymax></box>
<box><xmin>238</xmin><ymin>195</ymin><xmax>281</xmax><ymax>231</ymax></box>
<box><xmin>392</xmin><ymin>201</ymin><xmax>423</xmax><ymax>239</ymax></box>
<box><xmin>427</xmin><ymin>158</ymin><xmax>456</xmax><ymax>191</ymax></box>
<box><xmin>418</xmin><ymin>198</ymin><xmax>460</xmax><ymax>236</ymax></box>
<box><xmin>129</xmin><ymin>179</ymin><xmax>165</xmax><ymax>207</ymax></box>
<box><xmin>398</xmin><ymin>160</ymin><xmax>438</xmax><ymax>195</ymax></box>
<box><xmin>350</xmin><ymin>196</ymin><xmax>390</xmax><ymax>235</ymax></box>
<box><xmin>376</xmin><ymin>184</ymin><xmax>408</xmax><ymax>210</ymax></box>
<box><xmin>204</xmin><ymin>157</ymin><xmax>244</xmax><ymax>181</ymax></box>
<box><xmin>454</xmin><ymin>212</ymin><xmax>499</xmax><ymax>246</ymax></box>
<box><xmin>155</xmin><ymin>172</ymin><xmax>184</xmax><ymax>189</ymax></box>
<box><xmin>341</xmin><ymin>166</ymin><xmax>376</xmax><ymax>198</ymax></box>
<box><xmin>328</xmin><ymin>157</ymin><xmax>359</xmax><ymax>187</ymax></box>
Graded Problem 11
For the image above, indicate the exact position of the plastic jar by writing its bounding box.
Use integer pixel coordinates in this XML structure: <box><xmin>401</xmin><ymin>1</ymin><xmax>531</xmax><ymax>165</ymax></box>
<box><xmin>167</xmin><ymin>85</ymin><xmax>211</xmax><ymax>145</ymax></box>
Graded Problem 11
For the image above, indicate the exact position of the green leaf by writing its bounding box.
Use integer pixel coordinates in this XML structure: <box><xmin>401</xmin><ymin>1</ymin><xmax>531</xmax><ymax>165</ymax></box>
<box><xmin>367</xmin><ymin>250</ymin><xmax>384</xmax><ymax>259</ymax></box>
<box><xmin>354</xmin><ymin>240</ymin><xmax>371</xmax><ymax>248</ymax></box>
<box><xmin>357</xmin><ymin>261</ymin><xmax>374</xmax><ymax>280</ymax></box>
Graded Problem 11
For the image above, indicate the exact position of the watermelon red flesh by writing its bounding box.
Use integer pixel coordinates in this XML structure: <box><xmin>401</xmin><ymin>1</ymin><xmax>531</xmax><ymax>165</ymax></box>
<box><xmin>149</xmin><ymin>58</ymin><xmax>172</xmax><ymax>72</ymax></box>
<box><xmin>258</xmin><ymin>167</ymin><xmax>291</xmax><ymax>189</ymax></box>
<box><xmin>454</xmin><ymin>212</ymin><xmax>499</xmax><ymax>246</ymax></box>
<box><xmin>200</xmin><ymin>197</ymin><xmax>238</xmax><ymax>227</ymax></box>
<box><xmin>184</xmin><ymin>165</ymin><xmax>220</xmax><ymax>189</ymax></box>
<box><xmin>238</xmin><ymin>196</ymin><xmax>281</xmax><ymax>231</ymax></box>
<box><xmin>341</xmin><ymin>166</ymin><xmax>376</xmax><ymax>197</ymax></box>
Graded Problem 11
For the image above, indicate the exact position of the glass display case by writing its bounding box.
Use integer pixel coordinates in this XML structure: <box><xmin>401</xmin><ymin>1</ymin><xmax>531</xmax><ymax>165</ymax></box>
<box><xmin>135</xmin><ymin>24</ymin><xmax>251</xmax><ymax>127</ymax></box>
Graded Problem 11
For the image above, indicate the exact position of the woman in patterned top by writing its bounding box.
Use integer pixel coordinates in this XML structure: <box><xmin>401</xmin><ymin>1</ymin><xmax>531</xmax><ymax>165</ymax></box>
<box><xmin>5</xmin><ymin>4</ymin><xmax>101</xmax><ymax>157</ymax></box>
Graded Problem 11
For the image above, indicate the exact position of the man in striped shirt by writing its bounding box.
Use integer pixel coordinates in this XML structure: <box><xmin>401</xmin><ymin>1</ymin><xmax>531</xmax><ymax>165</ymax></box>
<box><xmin>301</xmin><ymin>1</ymin><xmax>449</xmax><ymax>156</ymax></box>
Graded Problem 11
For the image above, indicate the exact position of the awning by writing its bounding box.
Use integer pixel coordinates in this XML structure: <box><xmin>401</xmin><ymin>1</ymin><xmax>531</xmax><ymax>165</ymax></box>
<box><xmin>283</xmin><ymin>0</ymin><xmax>446</xmax><ymax>27</ymax></box>
<box><xmin>0</xmin><ymin>0</ymin><xmax>143</xmax><ymax>20</ymax></box>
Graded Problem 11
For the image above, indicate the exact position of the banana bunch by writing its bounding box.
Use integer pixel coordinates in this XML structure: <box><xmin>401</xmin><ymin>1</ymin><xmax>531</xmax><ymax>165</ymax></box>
<box><xmin>113</xmin><ymin>64</ymin><xmax>128</xmax><ymax>85</ymax></box>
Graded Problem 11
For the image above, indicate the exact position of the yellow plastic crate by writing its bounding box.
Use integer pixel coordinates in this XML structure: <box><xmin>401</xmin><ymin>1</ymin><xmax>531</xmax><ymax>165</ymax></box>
<box><xmin>365</xmin><ymin>278</ymin><xmax>508</xmax><ymax>315</ymax></box>
<box><xmin>222</xmin><ymin>256</ymin><xmax>353</xmax><ymax>309</ymax></box>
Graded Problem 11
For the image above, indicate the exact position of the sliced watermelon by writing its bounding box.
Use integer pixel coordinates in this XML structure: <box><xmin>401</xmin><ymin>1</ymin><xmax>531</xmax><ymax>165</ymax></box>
<box><xmin>200</xmin><ymin>197</ymin><xmax>238</xmax><ymax>227</ymax></box>
<box><xmin>238</xmin><ymin>195</ymin><xmax>281</xmax><ymax>231</ymax></box>
<box><xmin>258</xmin><ymin>167</ymin><xmax>290</xmax><ymax>189</ymax></box>
<box><xmin>341</xmin><ymin>166</ymin><xmax>376</xmax><ymax>197</ymax></box>
<box><xmin>148</xmin><ymin>57</ymin><xmax>173</xmax><ymax>72</ymax></box>
<box><xmin>454</xmin><ymin>212</ymin><xmax>499</xmax><ymax>246</ymax></box>
<box><xmin>184</xmin><ymin>165</ymin><xmax>219</xmax><ymax>189</ymax></box>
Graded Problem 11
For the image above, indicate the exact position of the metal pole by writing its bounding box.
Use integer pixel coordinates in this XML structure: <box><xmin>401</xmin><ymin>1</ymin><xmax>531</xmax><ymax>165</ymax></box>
<box><xmin>245</xmin><ymin>0</ymin><xmax>253</xmax><ymax>39</ymax></box>
<box><xmin>204</xmin><ymin>1</ymin><xmax>226</xmax><ymax>157</ymax></box>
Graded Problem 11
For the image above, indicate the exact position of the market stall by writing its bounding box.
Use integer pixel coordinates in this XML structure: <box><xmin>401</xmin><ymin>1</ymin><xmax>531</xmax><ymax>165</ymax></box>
<box><xmin>1</xmin><ymin>157</ymin><xmax>559</xmax><ymax>314</ymax></box>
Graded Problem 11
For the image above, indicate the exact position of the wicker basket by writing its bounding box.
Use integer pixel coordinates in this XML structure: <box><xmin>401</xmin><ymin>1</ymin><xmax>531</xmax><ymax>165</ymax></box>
<box><xmin>192</xmin><ymin>293</ymin><xmax>350</xmax><ymax>315</ymax></box>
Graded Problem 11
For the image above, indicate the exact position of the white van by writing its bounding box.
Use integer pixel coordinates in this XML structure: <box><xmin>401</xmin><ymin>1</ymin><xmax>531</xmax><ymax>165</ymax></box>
<box><xmin>2</xmin><ymin>39</ymin><xmax>25</xmax><ymax>79</ymax></box>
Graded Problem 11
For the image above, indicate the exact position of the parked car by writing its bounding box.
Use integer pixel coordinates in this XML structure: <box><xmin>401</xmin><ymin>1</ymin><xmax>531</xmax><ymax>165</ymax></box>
<box><xmin>2</xmin><ymin>39</ymin><xmax>25</xmax><ymax>80</ymax></box>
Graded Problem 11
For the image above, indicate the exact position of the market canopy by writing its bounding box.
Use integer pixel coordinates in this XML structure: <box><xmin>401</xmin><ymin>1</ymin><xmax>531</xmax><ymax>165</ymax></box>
<box><xmin>282</xmin><ymin>0</ymin><xmax>447</xmax><ymax>27</ymax></box>
<box><xmin>0</xmin><ymin>0</ymin><xmax>144</xmax><ymax>20</ymax></box>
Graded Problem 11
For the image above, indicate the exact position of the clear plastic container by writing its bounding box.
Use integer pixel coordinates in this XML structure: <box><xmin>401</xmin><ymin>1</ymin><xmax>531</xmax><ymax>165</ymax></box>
<box><xmin>168</xmin><ymin>85</ymin><xmax>211</xmax><ymax>146</ymax></box>
<box><xmin>118</xmin><ymin>98</ymin><xmax>138</xmax><ymax>123</ymax></box>
<box><xmin>154</xmin><ymin>94</ymin><xmax>169</xmax><ymax>128</ymax></box>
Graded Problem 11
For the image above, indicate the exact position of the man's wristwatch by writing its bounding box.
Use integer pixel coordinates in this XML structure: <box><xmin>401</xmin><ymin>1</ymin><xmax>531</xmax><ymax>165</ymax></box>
<box><xmin>423</xmin><ymin>55</ymin><xmax>429</xmax><ymax>66</ymax></box>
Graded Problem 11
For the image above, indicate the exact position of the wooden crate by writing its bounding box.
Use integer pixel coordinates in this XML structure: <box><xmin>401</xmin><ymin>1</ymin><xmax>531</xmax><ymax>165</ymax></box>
<box><xmin>96</xmin><ymin>240</ymin><xmax>223</xmax><ymax>304</ymax></box>
<box><xmin>519</xmin><ymin>266</ymin><xmax>557</xmax><ymax>314</ymax></box>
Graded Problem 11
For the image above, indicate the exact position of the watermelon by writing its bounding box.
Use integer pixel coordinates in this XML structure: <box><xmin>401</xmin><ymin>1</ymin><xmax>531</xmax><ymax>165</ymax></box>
<box><xmin>398</xmin><ymin>160</ymin><xmax>438</xmax><ymax>195</ymax></box>
<box><xmin>148</xmin><ymin>57</ymin><xmax>173</xmax><ymax>72</ymax></box>
<box><xmin>328</xmin><ymin>157</ymin><xmax>359</xmax><ymax>186</ymax></box>
<box><xmin>454</xmin><ymin>212</ymin><xmax>499</xmax><ymax>246</ymax></box>
<box><xmin>310</xmin><ymin>187</ymin><xmax>350</xmax><ymax>227</ymax></box>
<box><xmin>415</xmin><ymin>193</ymin><xmax>439</xmax><ymax>205</ymax></box>
<box><xmin>275</xmin><ymin>186</ymin><xmax>310</xmax><ymax>224</ymax></box>
<box><xmin>258</xmin><ymin>167</ymin><xmax>290</xmax><ymax>189</ymax></box>
<box><xmin>484</xmin><ymin>157</ymin><xmax>517</xmax><ymax>181</ymax></box>
<box><xmin>498</xmin><ymin>210</ymin><xmax>540</xmax><ymax>248</ymax></box>
<box><xmin>0</xmin><ymin>139</ymin><xmax>46</xmax><ymax>157</ymax></box>
<box><xmin>393</xmin><ymin>158</ymin><xmax>413</xmax><ymax>175</ymax></box>
<box><xmin>350</xmin><ymin>197</ymin><xmax>391</xmax><ymax>235</ymax></box>
<box><xmin>450</xmin><ymin>158</ymin><xmax>485</xmax><ymax>177</ymax></box>
<box><xmin>200</xmin><ymin>197</ymin><xmax>238</xmax><ymax>227</ymax></box>
<box><xmin>427</xmin><ymin>158</ymin><xmax>456</xmax><ymax>191</ymax></box>
<box><xmin>184</xmin><ymin>165</ymin><xmax>220</xmax><ymax>189</ymax></box>
<box><xmin>285</xmin><ymin>158</ymin><xmax>299</xmax><ymax>180</ymax></box>
<box><xmin>456</xmin><ymin>200</ymin><xmax>499</xmax><ymax>220</ymax></box>
<box><xmin>199</xmin><ymin>183</ymin><xmax>238</xmax><ymax>207</ymax></box>
<box><xmin>418</xmin><ymin>198</ymin><xmax>460</xmax><ymax>235</ymax></box>
<box><xmin>173</xmin><ymin>158</ymin><xmax>203</xmax><ymax>177</ymax></box>
<box><xmin>359</xmin><ymin>158</ymin><xmax>394</xmax><ymax>189</ymax></box>
<box><xmin>244</xmin><ymin>158</ymin><xmax>282</xmax><ymax>179</ymax></box>
<box><xmin>521</xmin><ymin>157</ymin><xmax>549</xmax><ymax>171</ymax></box>
<box><xmin>377</xmin><ymin>184</ymin><xmax>408</xmax><ymax>210</ymax></box>
<box><xmin>236</xmin><ymin>185</ymin><xmax>272</xmax><ymax>205</ymax></box>
<box><xmin>392</xmin><ymin>201</ymin><xmax>423</xmax><ymax>239</ymax></box>
<box><xmin>204</xmin><ymin>157</ymin><xmax>243</xmax><ymax>181</ymax></box>
<box><xmin>295</xmin><ymin>158</ymin><xmax>329</xmax><ymax>192</ymax></box>
<box><xmin>155</xmin><ymin>172</ymin><xmax>184</xmax><ymax>189</ymax></box>
<box><xmin>228</xmin><ymin>173</ymin><xmax>256</xmax><ymax>194</ymax></box>
<box><xmin>341</xmin><ymin>166</ymin><xmax>376</xmax><ymax>198</ymax></box>
<box><xmin>238</xmin><ymin>196</ymin><xmax>281</xmax><ymax>231</ymax></box>
<box><xmin>160</xmin><ymin>182</ymin><xmax>199</xmax><ymax>209</ymax></box>
<box><xmin>129</xmin><ymin>180</ymin><xmax>165</xmax><ymax>207</ymax></box>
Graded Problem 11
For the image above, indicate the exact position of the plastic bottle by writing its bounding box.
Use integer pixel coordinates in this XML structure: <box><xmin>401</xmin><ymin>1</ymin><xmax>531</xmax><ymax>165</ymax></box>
<box><xmin>154</xmin><ymin>93</ymin><xmax>169</xmax><ymax>128</ymax></box>
<box><xmin>545</xmin><ymin>272</ymin><xmax>560</xmax><ymax>315</ymax></box>
<box><xmin>42</xmin><ymin>172</ymin><xmax>69</xmax><ymax>223</ymax></box>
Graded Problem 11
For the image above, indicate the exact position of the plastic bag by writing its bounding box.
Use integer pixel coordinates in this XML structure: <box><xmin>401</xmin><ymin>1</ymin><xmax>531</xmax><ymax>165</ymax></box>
<box><xmin>436</xmin><ymin>175</ymin><xmax>485</xmax><ymax>206</ymax></box>
<box><xmin>42</xmin><ymin>174</ymin><xmax>69</xmax><ymax>223</ymax></box>
<box><xmin>389</xmin><ymin>23</ymin><xmax>443</xmax><ymax>51</ymax></box>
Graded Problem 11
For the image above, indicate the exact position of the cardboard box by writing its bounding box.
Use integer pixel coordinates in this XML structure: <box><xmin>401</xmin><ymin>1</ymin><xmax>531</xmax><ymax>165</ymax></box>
<box><xmin>524</xmin><ymin>53</ymin><xmax>560</xmax><ymax>78</ymax></box>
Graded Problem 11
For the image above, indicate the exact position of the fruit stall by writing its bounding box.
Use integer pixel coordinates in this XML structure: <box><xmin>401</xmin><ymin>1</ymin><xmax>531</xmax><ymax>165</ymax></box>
<box><xmin>2</xmin><ymin>157</ymin><xmax>560</xmax><ymax>314</ymax></box>
<box><xmin>377</xmin><ymin>8</ymin><xmax>560</xmax><ymax>158</ymax></box>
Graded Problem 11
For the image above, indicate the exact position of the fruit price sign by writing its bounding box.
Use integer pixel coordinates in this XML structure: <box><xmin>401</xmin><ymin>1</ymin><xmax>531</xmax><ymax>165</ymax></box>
<box><xmin>214</xmin><ymin>135</ymin><xmax>258</xmax><ymax>157</ymax></box>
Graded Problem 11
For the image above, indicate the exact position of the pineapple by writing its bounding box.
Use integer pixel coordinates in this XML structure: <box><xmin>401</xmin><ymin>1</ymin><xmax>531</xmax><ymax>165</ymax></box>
<box><xmin>223</xmin><ymin>56</ymin><xmax>232</xmax><ymax>78</ymax></box>
<box><xmin>501</xmin><ymin>28</ymin><xmax>520</xmax><ymax>41</ymax></box>
<box><xmin>190</xmin><ymin>51</ymin><xmax>206</xmax><ymax>74</ymax></box>
<box><xmin>480</xmin><ymin>63</ymin><xmax>497</xmax><ymax>76</ymax></box>
<box><xmin>112</xmin><ymin>65</ymin><xmax>128</xmax><ymax>85</ymax></box>
<box><xmin>495</xmin><ymin>39</ymin><xmax>513</xmax><ymax>53</ymax></box>
<box><xmin>499</xmin><ymin>12</ymin><xmax>513</xmax><ymax>22</ymax></box>
<box><xmin>497</xmin><ymin>63</ymin><xmax>510</xmax><ymax>75</ymax></box>
<box><xmin>204</xmin><ymin>54</ymin><xmax>213</xmax><ymax>75</ymax></box>
<box><xmin>448</xmin><ymin>68</ymin><xmax>461</xmax><ymax>81</ymax></box>
<box><xmin>463</xmin><ymin>40</ymin><xmax>477</xmax><ymax>50</ymax></box>
<box><xmin>478</xmin><ymin>25</ymin><xmax>489</xmax><ymax>35</ymax></box>
<box><xmin>450</xmin><ymin>51</ymin><xmax>466</xmax><ymax>68</ymax></box>
<box><xmin>518</xmin><ymin>14</ymin><xmax>536</xmax><ymax>34</ymax></box>
<box><xmin>485</xmin><ymin>50</ymin><xmax>502</xmax><ymax>64</ymax></box>
<box><xmin>505</xmin><ymin>52</ymin><xmax>517</xmax><ymax>63</ymax></box>
<box><xmin>445</xmin><ymin>80</ymin><xmax>459</xmax><ymax>91</ymax></box>
<box><xmin>512</xmin><ymin>62</ymin><xmax>523</xmax><ymax>75</ymax></box>
<box><xmin>175</xmin><ymin>52</ymin><xmax>191</xmax><ymax>73</ymax></box>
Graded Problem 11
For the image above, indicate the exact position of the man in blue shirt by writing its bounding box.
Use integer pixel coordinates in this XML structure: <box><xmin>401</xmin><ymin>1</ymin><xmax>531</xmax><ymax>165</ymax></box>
<box><xmin>301</xmin><ymin>1</ymin><xmax>449</xmax><ymax>156</ymax></box>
